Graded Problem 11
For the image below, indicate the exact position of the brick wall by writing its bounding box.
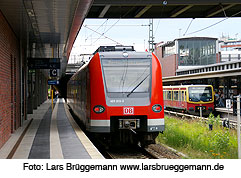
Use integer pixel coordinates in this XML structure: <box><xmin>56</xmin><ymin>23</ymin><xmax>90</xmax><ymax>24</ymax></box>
<box><xmin>0</xmin><ymin>11</ymin><xmax>20</xmax><ymax>149</ymax></box>
<box><xmin>155</xmin><ymin>46</ymin><xmax>177</xmax><ymax>77</ymax></box>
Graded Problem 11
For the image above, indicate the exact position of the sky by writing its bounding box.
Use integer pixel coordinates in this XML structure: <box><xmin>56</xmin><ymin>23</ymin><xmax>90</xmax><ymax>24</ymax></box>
<box><xmin>70</xmin><ymin>17</ymin><xmax>241</xmax><ymax>58</ymax></box>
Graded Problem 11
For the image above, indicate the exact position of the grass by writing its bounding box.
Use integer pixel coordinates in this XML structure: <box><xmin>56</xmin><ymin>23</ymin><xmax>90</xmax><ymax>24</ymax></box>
<box><xmin>157</xmin><ymin>116</ymin><xmax>238</xmax><ymax>159</ymax></box>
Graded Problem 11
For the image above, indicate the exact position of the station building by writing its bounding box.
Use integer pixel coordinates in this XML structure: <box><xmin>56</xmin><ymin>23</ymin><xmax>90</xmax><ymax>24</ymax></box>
<box><xmin>0</xmin><ymin>0</ymin><xmax>92</xmax><ymax>150</ymax></box>
<box><xmin>155</xmin><ymin>37</ymin><xmax>241</xmax><ymax>107</ymax></box>
<box><xmin>0</xmin><ymin>10</ymin><xmax>48</xmax><ymax>148</ymax></box>
<box><xmin>219</xmin><ymin>37</ymin><xmax>241</xmax><ymax>62</ymax></box>
<box><xmin>155</xmin><ymin>37</ymin><xmax>219</xmax><ymax>77</ymax></box>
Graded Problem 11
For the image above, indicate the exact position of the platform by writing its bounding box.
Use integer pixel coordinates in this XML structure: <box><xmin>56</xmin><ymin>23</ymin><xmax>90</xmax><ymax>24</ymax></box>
<box><xmin>0</xmin><ymin>98</ymin><xmax>104</xmax><ymax>159</ymax></box>
<box><xmin>215</xmin><ymin>107</ymin><xmax>236</xmax><ymax>121</ymax></box>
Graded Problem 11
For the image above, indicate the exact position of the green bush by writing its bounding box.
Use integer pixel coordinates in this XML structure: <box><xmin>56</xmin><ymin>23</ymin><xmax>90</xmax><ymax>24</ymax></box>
<box><xmin>208</xmin><ymin>113</ymin><xmax>215</xmax><ymax>126</ymax></box>
<box><xmin>209</xmin><ymin>129</ymin><xmax>230</xmax><ymax>152</ymax></box>
<box><xmin>157</xmin><ymin>116</ymin><xmax>238</xmax><ymax>159</ymax></box>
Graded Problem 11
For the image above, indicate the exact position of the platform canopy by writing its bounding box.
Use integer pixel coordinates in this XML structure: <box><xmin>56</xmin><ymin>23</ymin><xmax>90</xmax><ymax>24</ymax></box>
<box><xmin>88</xmin><ymin>0</ymin><xmax>241</xmax><ymax>18</ymax></box>
<box><xmin>0</xmin><ymin>0</ymin><xmax>92</xmax><ymax>77</ymax></box>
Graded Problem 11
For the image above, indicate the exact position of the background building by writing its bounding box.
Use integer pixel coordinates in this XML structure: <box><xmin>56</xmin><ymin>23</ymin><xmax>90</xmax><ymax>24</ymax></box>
<box><xmin>219</xmin><ymin>37</ymin><xmax>241</xmax><ymax>62</ymax></box>
<box><xmin>155</xmin><ymin>37</ymin><xmax>219</xmax><ymax>77</ymax></box>
<box><xmin>156</xmin><ymin>37</ymin><xmax>241</xmax><ymax>107</ymax></box>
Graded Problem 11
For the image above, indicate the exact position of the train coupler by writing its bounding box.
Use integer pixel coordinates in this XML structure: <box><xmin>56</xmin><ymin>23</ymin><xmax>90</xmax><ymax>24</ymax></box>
<box><xmin>118</xmin><ymin>119</ymin><xmax>140</xmax><ymax>130</ymax></box>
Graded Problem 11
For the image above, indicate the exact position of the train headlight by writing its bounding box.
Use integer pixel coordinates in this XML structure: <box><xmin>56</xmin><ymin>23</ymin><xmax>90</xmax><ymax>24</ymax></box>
<box><xmin>123</xmin><ymin>52</ymin><xmax>128</xmax><ymax>57</ymax></box>
<box><xmin>152</xmin><ymin>104</ymin><xmax>162</xmax><ymax>113</ymax></box>
<box><xmin>93</xmin><ymin>105</ymin><xmax>105</xmax><ymax>113</ymax></box>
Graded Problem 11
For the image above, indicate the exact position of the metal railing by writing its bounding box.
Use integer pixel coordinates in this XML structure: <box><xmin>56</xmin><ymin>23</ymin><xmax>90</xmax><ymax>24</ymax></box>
<box><xmin>176</xmin><ymin>60</ymin><xmax>241</xmax><ymax>76</ymax></box>
<box><xmin>164</xmin><ymin>110</ymin><xmax>239</xmax><ymax>129</ymax></box>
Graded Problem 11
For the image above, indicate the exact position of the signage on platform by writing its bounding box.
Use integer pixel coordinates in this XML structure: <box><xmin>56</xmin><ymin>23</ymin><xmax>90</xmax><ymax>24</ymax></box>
<box><xmin>50</xmin><ymin>69</ymin><xmax>58</xmax><ymax>77</ymax></box>
<box><xmin>226</xmin><ymin>99</ymin><xmax>231</xmax><ymax>109</ymax></box>
<box><xmin>48</xmin><ymin>80</ymin><xmax>59</xmax><ymax>85</ymax></box>
<box><xmin>28</xmin><ymin>58</ymin><xmax>60</xmax><ymax>69</ymax></box>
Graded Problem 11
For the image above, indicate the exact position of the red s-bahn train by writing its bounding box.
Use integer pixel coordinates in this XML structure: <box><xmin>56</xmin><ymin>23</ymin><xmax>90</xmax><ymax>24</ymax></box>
<box><xmin>67</xmin><ymin>46</ymin><xmax>164</xmax><ymax>146</ymax></box>
<box><xmin>163</xmin><ymin>85</ymin><xmax>214</xmax><ymax>116</ymax></box>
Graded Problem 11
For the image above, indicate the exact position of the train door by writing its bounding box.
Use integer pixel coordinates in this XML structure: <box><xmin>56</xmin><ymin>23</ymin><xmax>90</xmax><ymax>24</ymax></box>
<box><xmin>167</xmin><ymin>90</ymin><xmax>172</xmax><ymax>108</ymax></box>
<box><xmin>181</xmin><ymin>90</ymin><xmax>187</xmax><ymax>109</ymax></box>
<box><xmin>173</xmin><ymin>90</ymin><xmax>178</xmax><ymax>108</ymax></box>
<box><xmin>183</xmin><ymin>90</ymin><xmax>187</xmax><ymax>109</ymax></box>
<box><xmin>163</xmin><ymin>90</ymin><xmax>166</xmax><ymax>109</ymax></box>
<box><xmin>178</xmin><ymin>90</ymin><xmax>182</xmax><ymax>108</ymax></box>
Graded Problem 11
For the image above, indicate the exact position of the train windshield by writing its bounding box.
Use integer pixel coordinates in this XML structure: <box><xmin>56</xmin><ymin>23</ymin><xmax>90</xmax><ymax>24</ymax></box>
<box><xmin>101</xmin><ymin>58</ymin><xmax>151</xmax><ymax>94</ymax></box>
<box><xmin>188</xmin><ymin>86</ymin><xmax>213</xmax><ymax>102</ymax></box>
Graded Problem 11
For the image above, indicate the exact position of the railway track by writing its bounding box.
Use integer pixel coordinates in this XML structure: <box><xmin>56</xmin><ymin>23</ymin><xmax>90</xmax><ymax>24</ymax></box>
<box><xmin>105</xmin><ymin>144</ymin><xmax>182</xmax><ymax>159</ymax></box>
<box><xmin>164</xmin><ymin>110</ymin><xmax>238</xmax><ymax>129</ymax></box>
<box><xmin>105</xmin><ymin>146</ymin><xmax>155</xmax><ymax>159</ymax></box>
<box><xmin>68</xmin><ymin>106</ymin><xmax>185</xmax><ymax>159</ymax></box>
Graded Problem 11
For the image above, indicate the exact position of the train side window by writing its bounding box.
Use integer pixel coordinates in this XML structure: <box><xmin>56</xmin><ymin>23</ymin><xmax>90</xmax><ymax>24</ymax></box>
<box><xmin>167</xmin><ymin>91</ymin><xmax>172</xmax><ymax>100</ymax></box>
<box><xmin>178</xmin><ymin>91</ymin><xmax>182</xmax><ymax>101</ymax></box>
<box><xmin>164</xmin><ymin>91</ymin><xmax>167</xmax><ymax>100</ymax></box>
<box><xmin>181</xmin><ymin>91</ymin><xmax>185</xmax><ymax>101</ymax></box>
<box><xmin>173</xmin><ymin>91</ymin><xmax>178</xmax><ymax>101</ymax></box>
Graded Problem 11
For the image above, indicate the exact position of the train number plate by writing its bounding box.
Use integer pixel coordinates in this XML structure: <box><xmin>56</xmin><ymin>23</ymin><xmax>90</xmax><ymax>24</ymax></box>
<box><xmin>123</xmin><ymin>107</ymin><xmax>134</xmax><ymax>115</ymax></box>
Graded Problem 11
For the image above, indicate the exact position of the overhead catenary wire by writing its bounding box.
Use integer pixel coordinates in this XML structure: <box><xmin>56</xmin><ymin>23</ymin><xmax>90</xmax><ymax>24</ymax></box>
<box><xmin>83</xmin><ymin>25</ymin><xmax>123</xmax><ymax>45</ymax></box>
<box><xmin>183</xmin><ymin>18</ymin><xmax>194</xmax><ymax>36</ymax></box>
<box><xmin>220</xmin><ymin>4</ymin><xmax>227</xmax><ymax>17</ymax></box>
<box><xmin>154</xmin><ymin>20</ymin><xmax>160</xmax><ymax>36</ymax></box>
<box><xmin>154</xmin><ymin>5</ymin><xmax>165</xmax><ymax>36</ymax></box>
<box><xmin>103</xmin><ymin>19</ymin><xmax>108</xmax><ymax>33</ymax></box>
<box><xmin>83</xmin><ymin>20</ymin><xmax>149</xmax><ymax>47</ymax></box>
<box><xmin>186</xmin><ymin>9</ymin><xmax>241</xmax><ymax>36</ymax></box>
<box><xmin>85</xmin><ymin>19</ymin><xmax>109</xmax><ymax>41</ymax></box>
<box><xmin>92</xmin><ymin>19</ymin><xmax>120</xmax><ymax>44</ymax></box>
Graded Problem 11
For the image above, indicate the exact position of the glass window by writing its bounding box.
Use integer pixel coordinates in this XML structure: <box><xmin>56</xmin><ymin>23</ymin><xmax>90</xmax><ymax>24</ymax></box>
<box><xmin>163</xmin><ymin>42</ymin><xmax>176</xmax><ymax>57</ymax></box>
<box><xmin>102</xmin><ymin>58</ymin><xmax>151</xmax><ymax>93</ymax></box>
<box><xmin>178</xmin><ymin>91</ymin><xmax>182</xmax><ymax>101</ymax></box>
<box><xmin>178</xmin><ymin>39</ymin><xmax>216</xmax><ymax>66</ymax></box>
<box><xmin>164</xmin><ymin>91</ymin><xmax>167</xmax><ymax>100</ymax></box>
<box><xmin>181</xmin><ymin>91</ymin><xmax>185</xmax><ymax>101</ymax></box>
<box><xmin>194</xmin><ymin>41</ymin><xmax>201</xmax><ymax>65</ymax></box>
<box><xmin>173</xmin><ymin>91</ymin><xmax>179</xmax><ymax>101</ymax></box>
<box><xmin>167</xmin><ymin>91</ymin><xmax>172</xmax><ymax>100</ymax></box>
<box><xmin>188</xmin><ymin>86</ymin><xmax>213</xmax><ymax>102</ymax></box>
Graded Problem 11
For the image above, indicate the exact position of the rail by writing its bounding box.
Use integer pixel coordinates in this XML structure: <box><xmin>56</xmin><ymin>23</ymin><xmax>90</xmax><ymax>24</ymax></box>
<box><xmin>105</xmin><ymin>144</ymin><xmax>182</xmax><ymax>159</ymax></box>
<box><xmin>105</xmin><ymin>147</ymin><xmax>157</xmax><ymax>159</ymax></box>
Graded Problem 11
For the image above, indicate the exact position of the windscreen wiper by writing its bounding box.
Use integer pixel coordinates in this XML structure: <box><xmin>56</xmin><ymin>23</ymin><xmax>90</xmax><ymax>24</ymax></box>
<box><xmin>127</xmin><ymin>74</ymin><xmax>150</xmax><ymax>97</ymax></box>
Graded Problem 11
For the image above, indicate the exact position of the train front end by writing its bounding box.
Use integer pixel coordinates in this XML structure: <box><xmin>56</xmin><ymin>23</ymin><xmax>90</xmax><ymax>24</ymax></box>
<box><xmin>88</xmin><ymin>48</ymin><xmax>164</xmax><ymax>145</ymax></box>
<box><xmin>187</xmin><ymin>85</ymin><xmax>214</xmax><ymax>116</ymax></box>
